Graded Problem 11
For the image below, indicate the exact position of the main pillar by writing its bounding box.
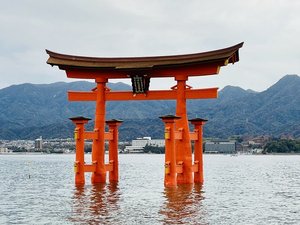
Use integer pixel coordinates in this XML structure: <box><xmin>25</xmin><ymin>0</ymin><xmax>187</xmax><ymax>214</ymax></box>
<box><xmin>106</xmin><ymin>119</ymin><xmax>123</xmax><ymax>182</ymax></box>
<box><xmin>175</xmin><ymin>75</ymin><xmax>193</xmax><ymax>184</ymax></box>
<box><xmin>189</xmin><ymin>118</ymin><xmax>207</xmax><ymax>184</ymax></box>
<box><xmin>91</xmin><ymin>78</ymin><xmax>108</xmax><ymax>184</ymax></box>
<box><xmin>69</xmin><ymin>116</ymin><xmax>91</xmax><ymax>185</ymax></box>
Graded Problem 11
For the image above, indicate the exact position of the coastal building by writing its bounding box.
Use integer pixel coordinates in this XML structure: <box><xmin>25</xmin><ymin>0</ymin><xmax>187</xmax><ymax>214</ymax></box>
<box><xmin>124</xmin><ymin>137</ymin><xmax>165</xmax><ymax>153</ymax></box>
<box><xmin>0</xmin><ymin>147</ymin><xmax>12</xmax><ymax>154</ymax></box>
<box><xmin>35</xmin><ymin>136</ymin><xmax>43</xmax><ymax>150</ymax></box>
<box><xmin>204</xmin><ymin>140</ymin><xmax>236</xmax><ymax>154</ymax></box>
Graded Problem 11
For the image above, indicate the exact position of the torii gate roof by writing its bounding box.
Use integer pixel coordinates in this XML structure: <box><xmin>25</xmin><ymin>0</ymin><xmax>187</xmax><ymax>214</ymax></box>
<box><xmin>46</xmin><ymin>42</ymin><xmax>243</xmax><ymax>76</ymax></box>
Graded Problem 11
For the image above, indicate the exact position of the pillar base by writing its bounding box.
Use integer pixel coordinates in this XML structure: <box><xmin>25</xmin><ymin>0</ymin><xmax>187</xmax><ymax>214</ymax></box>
<box><xmin>91</xmin><ymin>173</ymin><xmax>106</xmax><ymax>184</ymax></box>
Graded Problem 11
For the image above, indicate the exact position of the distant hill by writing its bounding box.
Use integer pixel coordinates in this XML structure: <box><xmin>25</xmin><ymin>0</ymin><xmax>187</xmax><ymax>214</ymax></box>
<box><xmin>191</xmin><ymin>74</ymin><xmax>300</xmax><ymax>138</ymax></box>
<box><xmin>0</xmin><ymin>74</ymin><xmax>299</xmax><ymax>140</ymax></box>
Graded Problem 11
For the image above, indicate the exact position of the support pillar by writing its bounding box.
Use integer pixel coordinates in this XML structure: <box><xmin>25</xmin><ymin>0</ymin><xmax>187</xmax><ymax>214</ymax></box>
<box><xmin>106</xmin><ymin>119</ymin><xmax>123</xmax><ymax>182</ymax></box>
<box><xmin>91</xmin><ymin>78</ymin><xmax>108</xmax><ymax>184</ymax></box>
<box><xmin>189</xmin><ymin>118</ymin><xmax>207</xmax><ymax>184</ymax></box>
<box><xmin>175</xmin><ymin>76</ymin><xmax>193</xmax><ymax>184</ymax></box>
<box><xmin>69</xmin><ymin>116</ymin><xmax>91</xmax><ymax>185</ymax></box>
<box><xmin>160</xmin><ymin>115</ymin><xmax>181</xmax><ymax>187</ymax></box>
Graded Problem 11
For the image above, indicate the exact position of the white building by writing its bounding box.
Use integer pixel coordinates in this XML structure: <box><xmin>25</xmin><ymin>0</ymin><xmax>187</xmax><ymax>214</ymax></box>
<box><xmin>0</xmin><ymin>147</ymin><xmax>12</xmax><ymax>154</ymax></box>
<box><xmin>35</xmin><ymin>136</ymin><xmax>43</xmax><ymax>150</ymax></box>
<box><xmin>125</xmin><ymin>137</ymin><xmax>165</xmax><ymax>153</ymax></box>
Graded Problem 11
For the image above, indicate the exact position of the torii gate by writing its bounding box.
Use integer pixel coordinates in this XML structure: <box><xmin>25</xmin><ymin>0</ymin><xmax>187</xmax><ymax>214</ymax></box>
<box><xmin>46</xmin><ymin>42</ymin><xmax>243</xmax><ymax>187</ymax></box>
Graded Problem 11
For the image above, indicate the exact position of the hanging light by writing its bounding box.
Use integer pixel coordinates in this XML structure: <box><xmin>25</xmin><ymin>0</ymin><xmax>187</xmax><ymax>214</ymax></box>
<box><xmin>130</xmin><ymin>75</ymin><xmax>150</xmax><ymax>94</ymax></box>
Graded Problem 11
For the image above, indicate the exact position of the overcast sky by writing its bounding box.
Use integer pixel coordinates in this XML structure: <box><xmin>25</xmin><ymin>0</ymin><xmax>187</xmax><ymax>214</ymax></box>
<box><xmin>0</xmin><ymin>0</ymin><xmax>299</xmax><ymax>91</ymax></box>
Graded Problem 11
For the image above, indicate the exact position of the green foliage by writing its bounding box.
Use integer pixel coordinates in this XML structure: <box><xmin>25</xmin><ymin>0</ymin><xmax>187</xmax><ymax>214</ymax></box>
<box><xmin>263</xmin><ymin>139</ymin><xmax>300</xmax><ymax>153</ymax></box>
<box><xmin>143</xmin><ymin>144</ymin><xmax>165</xmax><ymax>154</ymax></box>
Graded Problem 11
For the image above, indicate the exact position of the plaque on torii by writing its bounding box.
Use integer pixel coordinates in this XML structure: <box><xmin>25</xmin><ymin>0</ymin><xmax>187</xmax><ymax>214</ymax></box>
<box><xmin>46</xmin><ymin>42</ymin><xmax>243</xmax><ymax>187</ymax></box>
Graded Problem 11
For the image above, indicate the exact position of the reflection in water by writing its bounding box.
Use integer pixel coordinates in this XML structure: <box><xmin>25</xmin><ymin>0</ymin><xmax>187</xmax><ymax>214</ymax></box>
<box><xmin>159</xmin><ymin>184</ymin><xmax>208</xmax><ymax>225</ymax></box>
<box><xmin>69</xmin><ymin>183</ymin><xmax>121</xmax><ymax>224</ymax></box>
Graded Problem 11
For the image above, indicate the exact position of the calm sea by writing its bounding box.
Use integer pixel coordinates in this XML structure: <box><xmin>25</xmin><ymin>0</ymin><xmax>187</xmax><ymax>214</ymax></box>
<box><xmin>0</xmin><ymin>154</ymin><xmax>299</xmax><ymax>225</ymax></box>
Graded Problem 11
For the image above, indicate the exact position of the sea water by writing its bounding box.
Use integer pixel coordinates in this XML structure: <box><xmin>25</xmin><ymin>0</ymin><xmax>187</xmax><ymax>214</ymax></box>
<box><xmin>0</xmin><ymin>154</ymin><xmax>299</xmax><ymax>224</ymax></box>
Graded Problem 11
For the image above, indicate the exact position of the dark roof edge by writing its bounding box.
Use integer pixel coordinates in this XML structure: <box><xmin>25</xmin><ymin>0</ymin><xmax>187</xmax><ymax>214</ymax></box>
<box><xmin>46</xmin><ymin>42</ymin><xmax>244</xmax><ymax>64</ymax></box>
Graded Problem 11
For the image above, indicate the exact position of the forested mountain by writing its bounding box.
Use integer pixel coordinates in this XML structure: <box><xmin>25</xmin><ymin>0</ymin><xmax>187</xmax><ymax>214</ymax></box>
<box><xmin>0</xmin><ymin>74</ymin><xmax>299</xmax><ymax>140</ymax></box>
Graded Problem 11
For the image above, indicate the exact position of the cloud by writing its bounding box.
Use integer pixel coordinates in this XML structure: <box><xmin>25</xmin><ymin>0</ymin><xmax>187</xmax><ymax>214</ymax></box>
<box><xmin>0</xmin><ymin>0</ymin><xmax>299</xmax><ymax>91</ymax></box>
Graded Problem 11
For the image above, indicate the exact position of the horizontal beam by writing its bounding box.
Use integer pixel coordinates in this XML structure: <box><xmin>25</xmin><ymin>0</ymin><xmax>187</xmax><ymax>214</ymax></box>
<box><xmin>84</xmin><ymin>131</ymin><xmax>97</xmax><ymax>140</ymax></box>
<box><xmin>64</xmin><ymin>62</ymin><xmax>222</xmax><ymax>79</ymax></box>
<box><xmin>150</xmin><ymin>62</ymin><xmax>221</xmax><ymax>77</ymax></box>
<box><xmin>107</xmin><ymin>90</ymin><xmax>175</xmax><ymax>101</ymax></box>
<box><xmin>69</xmin><ymin>91</ymin><xmax>97</xmax><ymax>101</ymax></box>
<box><xmin>185</xmin><ymin>88</ymin><xmax>218</xmax><ymax>99</ymax></box>
<box><xmin>84</xmin><ymin>164</ymin><xmax>96</xmax><ymax>172</ymax></box>
<box><xmin>68</xmin><ymin>88</ymin><xmax>218</xmax><ymax>101</ymax></box>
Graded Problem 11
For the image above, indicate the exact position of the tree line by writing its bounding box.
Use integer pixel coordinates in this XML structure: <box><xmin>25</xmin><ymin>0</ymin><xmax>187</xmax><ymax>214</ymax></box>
<box><xmin>263</xmin><ymin>139</ymin><xmax>300</xmax><ymax>153</ymax></box>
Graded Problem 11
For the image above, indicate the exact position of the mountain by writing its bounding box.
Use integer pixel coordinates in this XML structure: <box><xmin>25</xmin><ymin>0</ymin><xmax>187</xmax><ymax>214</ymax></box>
<box><xmin>199</xmin><ymin>74</ymin><xmax>300</xmax><ymax>138</ymax></box>
<box><xmin>0</xmin><ymin>75</ymin><xmax>299</xmax><ymax>140</ymax></box>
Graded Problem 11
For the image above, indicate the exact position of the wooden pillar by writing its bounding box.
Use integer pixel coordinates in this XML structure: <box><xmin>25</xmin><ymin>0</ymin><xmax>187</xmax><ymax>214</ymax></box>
<box><xmin>69</xmin><ymin>116</ymin><xmax>91</xmax><ymax>185</ymax></box>
<box><xmin>160</xmin><ymin>115</ymin><xmax>181</xmax><ymax>187</ymax></box>
<box><xmin>91</xmin><ymin>78</ymin><xmax>108</xmax><ymax>184</ymax></box>
<box><xmin>175</xmin><ymin>76</ymin><xmax>193</xmax><ymax>184</ymax></box>
<box><xmin>189</xmin><ymin>118</ymin><xmax>207</xmax><ymax>184</ymax></box>
<box><xmin>106</xmin><ymin>119</ymin><xmax>123</xmax><ymax>182</ymax></box>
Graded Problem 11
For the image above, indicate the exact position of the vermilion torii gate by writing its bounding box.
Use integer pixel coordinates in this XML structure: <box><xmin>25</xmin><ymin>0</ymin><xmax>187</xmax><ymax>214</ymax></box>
<box><xmin>46</xmin><ymin>42</ymin><xmax>243</xmax><ymax>187</ymax></box>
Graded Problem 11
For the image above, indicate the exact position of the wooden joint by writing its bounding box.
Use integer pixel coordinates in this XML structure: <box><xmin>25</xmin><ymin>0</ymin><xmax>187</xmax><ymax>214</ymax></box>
<box><xmin>95</xmin><ymin>77</ymin><xmax>108</xmax><ymax>83</ymax></box>
<box><xmin>185</xmin><ymin>84</ymin><xmax>192</xmax><ymax>89</ymax></box>
<box><xmin>105</xmin><ymin>162</ymin><xmax>114</xmax><ymax>172</ymax></box>
<box><xmin>175</xmin><ymin>75</ymin><xmax>188</xmax><ymax>81</ymax></box>
<box><xmin>176</xmin><ymin>161</ymin><xmax>183</xmax><ymax>174</ymax></box>
<box><xmin>74</xmin><ymin>161</ymin><xmax>79</xmax><ymax>173</ymax></box>
<box><xmin>104</xmin><ymin>131</ymin><xmax>114</xmax><ymax>140</ymax></box>
<box><xmin>74</xmin><ymin>128</ymin><xmax>80</xmax><ymax>140</ymax></box>
<box><xmin>192</xmin><ymin>161</ymin><xmax>199</xmax><ymax>172</ymax></box>
<box><xmin>175</xmin><ymin>128</ymin><xmax>183</xmax><ymax>140</ymax></box>
<box><xmin>170</xmin><ymin>85</ymin><xmax>177</xmax><ymax>90</ymax></box>
<box><xmin>165</xmin><ymin>161</ymin><xmax>170</xmax><ymax>174</ymax></box>
<box><xmin>94</xmin><ymin>129</ymin><xmax>99</xmax><ymax>140</ymax></box>
<box><xmin>190</xmin><ymin>131</ymin><xmax>199</xmax><ymax>141</ymax></box>
<box><xmin>164</xmin><ymin>127</ymin><xmax>171</xmax><ymax>140</ymax></box>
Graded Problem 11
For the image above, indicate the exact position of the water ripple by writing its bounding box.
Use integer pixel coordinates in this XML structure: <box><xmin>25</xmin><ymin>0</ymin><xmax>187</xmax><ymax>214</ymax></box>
<box><xmin>0</xmin><ymin>154</ymin><xmax>299</xmax><ymax>224</ymax></box>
